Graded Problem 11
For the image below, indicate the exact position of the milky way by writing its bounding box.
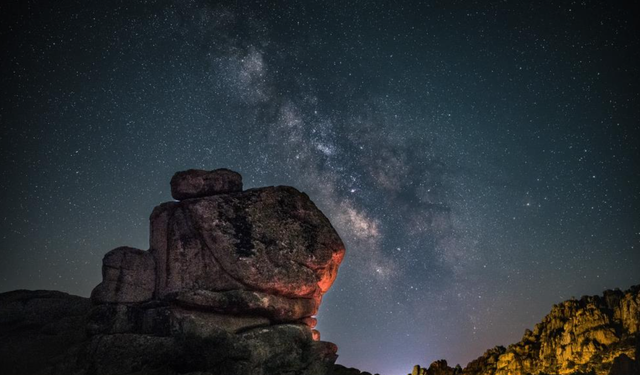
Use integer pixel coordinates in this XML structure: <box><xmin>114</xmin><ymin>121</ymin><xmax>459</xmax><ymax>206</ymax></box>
<box><xmin>1</xmin><ymin>1</ymin><xmax>639</xmax><ymax>374</ymax></box>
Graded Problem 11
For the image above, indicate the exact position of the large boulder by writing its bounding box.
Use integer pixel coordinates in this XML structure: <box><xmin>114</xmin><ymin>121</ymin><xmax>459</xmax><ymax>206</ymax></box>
<box><xmin>170</xmin><ymin>168</ymin><xmax>243</xmax><ymax>200</ymax></box>
<box><xmin>150</xmin><ymin>185</ymin><xmax>345</xmax><ymax>306</ymax></box>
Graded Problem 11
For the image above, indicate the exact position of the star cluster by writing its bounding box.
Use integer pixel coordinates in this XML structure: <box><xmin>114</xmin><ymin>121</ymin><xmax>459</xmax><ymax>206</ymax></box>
<box><xmin>1</xmin><ymin>1</ymin><xmax>639</xmax><ymax>374</ymax></box>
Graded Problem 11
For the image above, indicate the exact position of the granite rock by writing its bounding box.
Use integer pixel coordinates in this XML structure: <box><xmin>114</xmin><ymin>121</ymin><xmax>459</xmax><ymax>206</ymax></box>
<box><xmin>170</xmin><ymin>168</ymin><xmax>243</xmax><ymax>200</ymax></box>
<box><xmin>90</xmin><ymin>246</ymin><xmax>155</xmax><ymax>304</ymax></box>
<box><xmin>150</xmin><ymin>185</ymin><xmax>345</xmax><ymax>303</ymax></box>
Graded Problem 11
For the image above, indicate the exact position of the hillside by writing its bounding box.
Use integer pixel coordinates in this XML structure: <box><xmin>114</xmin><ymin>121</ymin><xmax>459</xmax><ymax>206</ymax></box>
<box><xmin>411</xmin><ymin>286</ymin><xmax>640</xmax><ymax>375</ymax></box>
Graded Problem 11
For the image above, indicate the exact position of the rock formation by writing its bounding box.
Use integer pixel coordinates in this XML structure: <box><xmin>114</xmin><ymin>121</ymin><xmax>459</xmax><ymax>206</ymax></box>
<box><xmin>332</xmin><ymin>364</ymin><xmax>380</xmax><ymax>375</ymax></box>
<box><xmin>409</xmin><ymin>361</ymin><xmax>462</xmax><ymax>375</ymax></box>
<box><xmin>411</xmin><ymin>286</ymin><xmax>640</xmax><ymax>375</ymax></box>
<box><xmin>0</xmin><ymin>168</ymin><xmax>346</xmax><ymax>375</ymax></box>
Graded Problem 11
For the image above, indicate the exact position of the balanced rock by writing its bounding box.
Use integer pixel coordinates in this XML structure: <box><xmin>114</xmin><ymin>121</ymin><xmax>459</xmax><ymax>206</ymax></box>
<box><xmin>170</xmin><ymin>168</ymin><xmax>243</xmax><ymax>200</ymax></box>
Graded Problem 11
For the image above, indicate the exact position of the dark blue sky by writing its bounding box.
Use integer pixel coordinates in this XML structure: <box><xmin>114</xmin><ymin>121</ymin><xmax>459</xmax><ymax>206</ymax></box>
<box><xmin>1</xmin><ymin>1</ymin><xmax>639</xmax><ymax>374</ymax></box>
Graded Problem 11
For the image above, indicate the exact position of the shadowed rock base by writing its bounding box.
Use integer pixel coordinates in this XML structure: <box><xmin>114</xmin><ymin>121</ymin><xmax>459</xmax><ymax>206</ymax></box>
<box><xmin>0</xmin><ymin>290</ymin><xmax>338</xmax><ymax>375</ymax></box>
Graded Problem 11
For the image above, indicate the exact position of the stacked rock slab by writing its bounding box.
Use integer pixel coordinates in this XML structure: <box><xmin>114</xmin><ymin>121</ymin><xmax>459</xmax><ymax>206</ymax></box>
<box><xmin>84</xmin><ymin>168</ymin><xmax>346</xmax><ymax>375</ymax></box>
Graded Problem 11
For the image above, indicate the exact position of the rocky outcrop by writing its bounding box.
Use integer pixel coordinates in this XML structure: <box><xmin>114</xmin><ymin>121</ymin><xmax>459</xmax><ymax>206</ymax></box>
<box><xmin>91</xmin><ymin>246</ymin><xmax>156</xmax><ymax>303</ymax></box>
<box><xmin>0</xmin><ymin>290</ymin><xmax>91</xmax><ymax>375</ymax></box>
<box><xmin>409</xmin><ymin>361</ymin><xmax>461</xmax><ymax>375</ymax></box>
<box><xmin>332</xmin><ymin>364</ymin><xmax>379</xmax><ymax>375</ymax></box>
<box><xmin>411</xmin><ymin>286</ymin><xmax>640</xmax><ymax>375</ymax></box>
<box><xmin>0</xmin><ymin>168</ymin><xmax>346</xmax><ymax>375</ymax></box>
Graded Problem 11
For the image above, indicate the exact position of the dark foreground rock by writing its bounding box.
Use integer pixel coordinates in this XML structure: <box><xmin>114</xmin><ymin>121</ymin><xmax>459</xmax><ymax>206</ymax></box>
<box><xmin>331</xmin><ymin>364</ymin><xmax>379</xmax><ymax>375</ymax></box>
<box><xmin>0</xmin><ymin>290</ymin><xmax>91</xmax><ymax>375</ymax></box>
<box><xmin>0</xmin><ymin>168</ymin><xmax>346</xmax><ymax>375</ymax></box>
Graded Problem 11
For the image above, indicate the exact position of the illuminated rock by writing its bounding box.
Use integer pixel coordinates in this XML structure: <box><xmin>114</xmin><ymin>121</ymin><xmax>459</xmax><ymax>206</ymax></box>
<box><xmin>150</xmin><ymin>185</ymin><xmax>345</xmax><ymax>306</ymax></box>
<box><xmin>409</xmin><ymin>286</ymin><xmax>640</xmax><ymax>375</ymax></box>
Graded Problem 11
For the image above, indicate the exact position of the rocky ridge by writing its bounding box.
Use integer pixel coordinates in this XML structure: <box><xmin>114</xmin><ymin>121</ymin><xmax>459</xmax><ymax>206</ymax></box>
<box><xmin>411</xmin><ymin>286</ymin><xmax>640</xmax><ymax>375</ymax></box>
<box><xmin>0</xmin><ymin>168</ymin><xmax>346</xmax><ymax>375</ymax></box>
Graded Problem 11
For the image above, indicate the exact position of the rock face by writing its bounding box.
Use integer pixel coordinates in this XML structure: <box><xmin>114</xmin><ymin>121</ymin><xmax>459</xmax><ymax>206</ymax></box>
<box><xmin>0</xmin><ymin>168</ymin><xmax>346</xmax><ymax>375</ymax></box>
<box><xmin>411</xmin><ymin>286</ymin><xmax>640</xmax><ymax>375</ymax></box>
<box><xmin>90</xmin><ymin>246</ymin><xmax>156</xmax><ymax>303</ymax></box>
<box><xmin>150</xmin><ymin>185</ymin><xmax>344</xmax><ymax>307</ymax></box>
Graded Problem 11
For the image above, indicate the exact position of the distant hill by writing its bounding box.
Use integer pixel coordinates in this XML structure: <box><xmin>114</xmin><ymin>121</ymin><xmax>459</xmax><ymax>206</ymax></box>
<box><xmin>409</xmin><ymin>285</ymin><xmax>640</xmax><ymax>375</ymax></box>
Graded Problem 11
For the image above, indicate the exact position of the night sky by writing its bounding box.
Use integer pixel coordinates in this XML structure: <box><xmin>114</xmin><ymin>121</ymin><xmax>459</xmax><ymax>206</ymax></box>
<box><xmin>1</xmin><ymin>1</ymin><xmax>639</xmax><ymax>374</ymax></box>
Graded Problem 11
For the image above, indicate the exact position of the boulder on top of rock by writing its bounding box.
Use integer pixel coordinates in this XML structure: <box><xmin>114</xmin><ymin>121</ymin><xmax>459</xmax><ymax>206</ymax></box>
<box><xmin>171</xmin><ymin>168</ymin><xmax>243</xmax><ymax>200</ymax></box>
<box><xmin>91</xmin><ymin>246</ymin><xmax>155</xmax><ymax>304</ymax></box>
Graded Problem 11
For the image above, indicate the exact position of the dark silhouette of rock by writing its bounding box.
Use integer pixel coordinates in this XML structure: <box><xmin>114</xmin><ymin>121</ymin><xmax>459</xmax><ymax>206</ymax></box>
<box><xmin>0</xmin><ymin>290</ymin><xmax>91</xmax><ymax>375</ymax></box>
<box><xmin>332</xmin><ymin>364</ymin><xmax>378</xmax><ymax>375</ymax></box>
<box><xmin>0</xmin><ymin>168</ymin><xmax>346</xmax><ymax>375</ymax></box>
<box><xmin>170</xmin><ymin>168</ymin><xmax>243</xmax><ymax>200</ymax></box>
<box><xmin>608</xmin><ymin>354</ymin><xmax>640</xmax><ymax>375</ymax></box>
<box><xmin>409</xmin><ymin>363</ymin><xmax>461</xmax><ymax>375</ymax></box>
<box><xmin>426</xmin><ymin>360</ymin><xmax>461</xmax><ymax>375</ymax></box>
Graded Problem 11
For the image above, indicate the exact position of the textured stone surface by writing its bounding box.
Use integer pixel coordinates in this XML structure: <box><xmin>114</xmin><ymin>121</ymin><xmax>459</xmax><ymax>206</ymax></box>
<box><xmin>77</xmin><ymin>333</ymin><xmax>182</xmax><ymax>375</ymax></box>
<box><xmin>170</xmin><ymin>168</ymin><xmax>243</xmax><ymax>200</ymax></box>
<box><xmin>165</xmin><ymin>307</ymin><xmax>271</xmax><ymax>336</ymax></box>
<box><xmin>87</xmin><ymin>303</ymin><xmax>144</xmax><ymax>335</ymax></box>
<box><xmin>91</xmin><ymin>246</ymin><xmax>155</xmax><ymax>303</ymax></box>
<box><xmin>167</xmin><ymin>289</ymin><xmax>318</xmax><ymax>321</ymax></box>
<box><xmin>150</xmin><ymin>185</ymin><xmax>345</xmax><ymax>301</ymax></box>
